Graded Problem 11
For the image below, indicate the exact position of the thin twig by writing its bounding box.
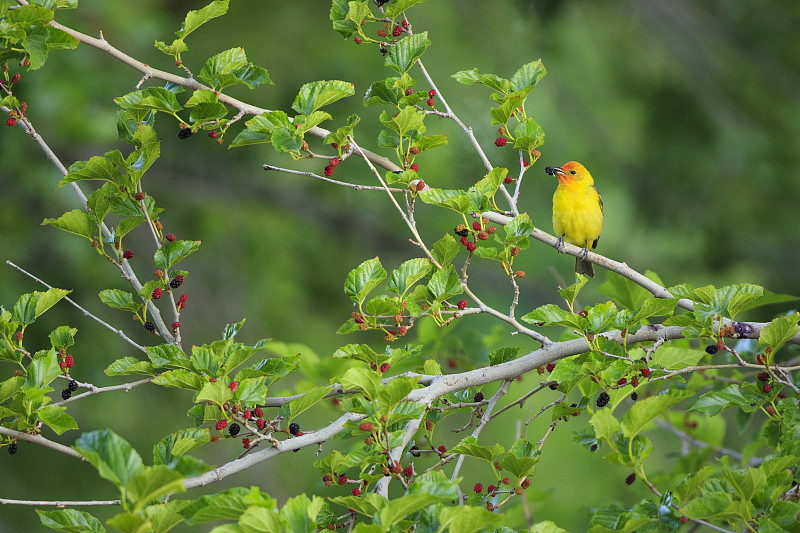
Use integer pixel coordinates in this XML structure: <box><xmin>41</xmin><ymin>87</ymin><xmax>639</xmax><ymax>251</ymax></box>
<box><xmin>6</xmin><ymin>261</ymin><xmax>146</xmax><ymax>353</ymax></box>
<box><xmin>0</xmin><ymin>427</ymin><xmax>85</xmax><ymax>461</ymax></box>
<box><xmin>263</xmin><ymin>165</ymin><xmax>404</xmax><ymax>192</ymax></box>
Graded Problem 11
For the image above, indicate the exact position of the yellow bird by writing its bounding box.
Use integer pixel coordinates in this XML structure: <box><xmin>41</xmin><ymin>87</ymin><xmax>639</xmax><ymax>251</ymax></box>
<box><xmin>546</xmin><ymin>162</ymin><xmax>603</xmax><ymax>278</ymax></box>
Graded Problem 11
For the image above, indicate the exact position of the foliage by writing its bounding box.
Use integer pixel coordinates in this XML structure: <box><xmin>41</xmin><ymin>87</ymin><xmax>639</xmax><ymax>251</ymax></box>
<box><xmin>1</xmin><ymin>1</ymin><xmax>799</xmax><ymax>532</ymax></box>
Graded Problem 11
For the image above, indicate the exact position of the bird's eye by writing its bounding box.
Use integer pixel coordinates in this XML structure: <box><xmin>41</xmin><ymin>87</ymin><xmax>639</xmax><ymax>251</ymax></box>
<box><xmin>570</xmin><ymin>170</ymin><xmax>577</xmax><ymax>175</ymax></box>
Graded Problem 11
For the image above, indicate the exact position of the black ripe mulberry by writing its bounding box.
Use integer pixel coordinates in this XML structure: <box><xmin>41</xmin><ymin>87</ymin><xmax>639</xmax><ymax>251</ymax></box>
<box><xmin>705</xmin><ymin>344</ymin><xmax>719</xmax><ymax>354</ymax></box>
<box><xmin>229</xmin><ymin>423</ymin><xmax>240</xmax><ymax>437</ymax></box>
<box><xmin>68</xmin><ymin>379</ymin><xmax>78</xmax><ymax>392</ymax></box>
<box><xmin>170</xmin><ymin>275</ymin><xmax>184</xmax><ymax>289</ymax></box>
<box><xmin>61</xmin><ymin>388</ymin><xmax>71</xmax><ymax>400</ymax></box>
<box><xmin>144</xmin><ymin>321</ymin><xmax>156</xmax><ymax>332</ymax></box>
<box><xmin>178</xmin><ymin>128</ymin><xmax>192</xmax><ymax>139</ymax></box>
<box><xmin>473</xmin><ymin>392</ymin><xmax>484</xmax><ymax>403</ymax></box>
<box><xmin>289</xmin><ymin>422</ymin><xmax>300</xmax><ymax>435</ymax></box>
<box><xmin>8</xmin><ymin>442</ymin><xmax>17</xmax><ymax>455</ymax></box>
<box><xmin>596</xmin><ymin>391</ymin><xmax>610</xmax><ymax>408</ymax></box>
<box><xmin>625</xmin><ymin>472</ymin><xmax>636</xmax><ymax>485</ymax></box>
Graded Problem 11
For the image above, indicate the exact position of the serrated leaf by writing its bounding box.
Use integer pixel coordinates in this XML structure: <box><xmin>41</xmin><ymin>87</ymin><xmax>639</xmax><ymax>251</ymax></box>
<box><xmin>126</xmin><ymin>465</ymin><xmax>185</xmax><ymax>510</ymax></box>
<box><xmin>418</xmin><ymin>188</ymin><xmax>471</xmax><ymax>213</ymax></box>
<box><xmin>152</xmin><ymin>369</ymin><xmax>204</xmax><ymax>391</ymax></box>
<box><xmin>488</xmin><ymin>346</ymin><xmax>523</xmax><ymax>365</ymax></box>
<box><xmin>323</xmin><ymin>114</ymin><xmax>361</xmax><ymax>146</ymax></box>
<box><xmin>385</xmin><ymin>32</ymin><xmax>431</xmax><ymax>73</ymax></box>
<box><xmin>512</xmin><ymin>117</ymin><xmax>545</xmax><ymax>152</ymax></box>
<box><xmin>195</xmin><ymin>380</ymin><xmax>234</xmax><ymax>408</ymax></box>
<box><xmin>340</xmin><ymin>367</ymin><xmax>381</xmax><ymax>401</ymax></box>
<box><xmin>758</xmin><ymin>313</ymin><xmax>800</xmax><ymax>355</ymax></box>
<box><xmin>510</xmin><ymin>59</ymin><xmax>547</xmax><ymax>91</ymax></box>
<box><xmin>431</xmin><ymin>234</ymin><xmax>459</xmax><ymax>267</ymax></box>
<box><xmin>98</xmin><ymin>289</ymin><xmax>140</xmax><ymax>313</ymax></box>
<box><xmin>451</xmin><ymin>69</ymin><xmax>511</xmax><ymax>94</ymax></box>
<box><xmin>37</xmin><ymin>509</ymin><xmax>106</xmax><ymax>533</ymax></box>
<box><xmin>448</xmin><ymin>436</ymin><xmax>504</xmax><ymax>463</ymax></box>
<box><xmin>651</xmin><ymin>346</ymin><xmax>704</xmax><ymax>370</ymax></box>
<box><xmin>344</xmin><ymin>257</ymin><xmax>386</xmax><ymax>305</ymax></box>
<box><xmin>384</xmin><ymin>0</ymin><xmax>429</xmax><ymax>18</ymax></box>
<box><xmin>198</xmin><ymin>47</ymin><xmax>272</xmax><ymax>90</ymax></box>
<box><xmin>37</xmin><ymin>404</ymin><xmax>78</xmax><ymax>435</ymax></box>
<box><xmin>689</xmin><ymin>384</ymin><xmax>761</xmax><ymax>417</ymax></box>
<box><xmin>146</xmin><ymin>344</ymin><xmax>191</xmax><ymax>370</ymax></box>
<box><xmin>279</xmin><ymin>385</ymin><xmax>330</xmax><ymax>421</ymax></box>
<box><xmin>363</xmin><ymin>77</ymin><xmax>403</xmax><ymax>107</ymax></box>
<box><xmin>154</xmin><ymin>240</ymin><xmax>202</xmax><ymax>269</ymax></box>
<box><xmin>175</xmin><ymin>0</ymin><xmax>229</xmax><ymax>39</ymax></box>
<box><xmin>291</xmin><ymin>80</ymin><xmax>354</xmax><ymax>115</ymax></box>
<box><xmin>105</xmin><ymin>357</ymin><xmax>155</xmax><ymax>377</ymax></box>
<box><xmin>621</xmin><ymin>390</ymin><xmax>695</xmax><ymax>439</ymax></box>
<box><xmin>280</xmin><ymin>494</ymin><xmax>324</xmax><ymax>533</ymax></box>
<box><xmin>74</xmin><ymin>429</ymin><xmax>144</xmax><ymax>488</ymax></box>
<box><xmin>439</xmin><ymin>505</ymin><xmax>503</xmax><ymax>533</ymax></box>
<box><xmin>42</xmin><ymin>209</ymin><xmax>96</xmax><ymax>241</ymax></box>
<box><xmin>153</xmin><ymin>428</ymin><xmax>210</xmax><ymax>466</ymax></box>
<box><xmin>378</xmin><ymin>493</ymin><xmax>447</xmax><ymax>527</ymax></box>
<box><xmin>387</xmin><ymin>258</ymin><xmax>432</xmax><ymax>295</ymax></box>
<box><xmin>427</xmin><ymin>265</ymin><xmax>461</xmax><ymax>301</ymax></box>
<box><xmin>113</xmin><ymin>87</ymin><xmax>183</xmax><ymax>114</ymax></box>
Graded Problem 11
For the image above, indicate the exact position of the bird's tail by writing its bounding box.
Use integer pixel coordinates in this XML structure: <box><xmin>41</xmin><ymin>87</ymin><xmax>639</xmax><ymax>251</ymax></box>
<box><xmin>575</xmin><ymin>257</ymin><xmax>595</xmax><ymax>278</ymax></box>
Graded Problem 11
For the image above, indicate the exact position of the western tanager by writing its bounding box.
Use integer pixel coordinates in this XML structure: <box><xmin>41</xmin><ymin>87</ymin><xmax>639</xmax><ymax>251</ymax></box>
<box><xmin>546</xmin><ymin>162</ymin><xmax>603</xmax><ymax>278</ymax></box>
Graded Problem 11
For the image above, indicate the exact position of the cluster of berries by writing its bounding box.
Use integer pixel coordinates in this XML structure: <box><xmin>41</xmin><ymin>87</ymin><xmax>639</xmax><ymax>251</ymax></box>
<box><xmin>4</xmin><ymin>72</ymin><xmax>24</xmax><ymax>126</ymax></box>
<box><xmin>60</xmin><ymin>379</ymin><xmax>79</xmax><ymax>401</ymax></box>
<box><xmin>323</xmin><ymin>156</ymin><xmax>340</xmax><ymax>177</ymax></box>
<box><xmin>58</xmin><ymin>350</ymin><xmax>75</xmax><ymax>371</ymax></box>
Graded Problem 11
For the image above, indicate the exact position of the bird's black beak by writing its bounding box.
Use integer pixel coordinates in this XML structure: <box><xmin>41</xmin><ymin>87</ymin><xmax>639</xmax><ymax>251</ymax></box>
<box><xmin>545</xmin><ymin>166</ymin><xmax>564</xmax><ymax>176</ymax></box>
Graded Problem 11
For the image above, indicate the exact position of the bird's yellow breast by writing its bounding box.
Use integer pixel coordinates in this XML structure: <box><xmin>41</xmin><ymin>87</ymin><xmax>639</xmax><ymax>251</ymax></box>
<box><xmin>552</xmin><ymin>182</ymin><xmax>603</xmax><ymax>249</ymax></box>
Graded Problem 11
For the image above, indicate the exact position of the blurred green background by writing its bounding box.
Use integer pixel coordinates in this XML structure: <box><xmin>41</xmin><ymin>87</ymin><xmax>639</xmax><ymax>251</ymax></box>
<box><xmin>1</xmin><ymin>0</ymin><xmax>799</xmax><ymax>530</ymax></box>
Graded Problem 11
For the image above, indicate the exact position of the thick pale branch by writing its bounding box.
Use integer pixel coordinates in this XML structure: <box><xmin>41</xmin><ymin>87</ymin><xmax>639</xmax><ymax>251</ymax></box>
<box><xmin>183</xmin><ymin>412</ymin><xmax>364</xmax><ymax>490</ymax></box>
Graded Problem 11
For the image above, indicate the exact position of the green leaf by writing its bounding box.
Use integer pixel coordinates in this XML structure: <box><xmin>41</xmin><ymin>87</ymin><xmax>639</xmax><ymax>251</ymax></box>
<box><xmin>427</xmin><ymin>265</ymin><xmax>461</xmax><ymax>301</ymax></box>
<box><xmin>363</xmin><ymin>77</ymin><xmax>403</xmax><ymax>107</ymax></box>
<box><xmin>323</xmin><ymin>114</ymin><xmax>361</xmax><ymax>146</ymax></box>
<box><xmin>175</xmin><ymin>0</ymin><xmax>228</xmax><ymax>40</ymax></box>
<box><xmin>37</xmin><ymin>404</ymin><xmax>78</xmax><ymax>435</ymax></box>
<box><xmin>510</xmin><ymin>59</ymin><xmax>547</xmax><ymax>91</ymax></box>
<box><xmin>37</xmin><ymin>508</ymin><xmax>106</xmax><ymax>533</ymax></box>
<box><xmin>279</xmin><ymin>386</ymin><xmax>331</xmax><ymax>421</ymax></box>
<box><xmin>448</xmin><ymin>436</ymin><xmax>504</xmax><ymax>463</ymax></box>
<box><xmin>195</xmin><ymin>380</ymin><xmax>234</xmax><ymax>408</ymax></box>
<box><xmin>758</xmin><ymin>313</ymin><xmax>800</xmax><ymax>356</ymax></box>
<box><xmin>291</xmin><ymin>80</ymin><xmax>355</xmax><ymax>115</ymax></box>
<box><xmin>377</xmin><ymin>377</ymin><xmax>418</xmax><ymax>411</ymax></box>
<box><xmin>689</xmin><ymin>384</ymin><xmax>761</xmax><ymax>417</ymax></box>
<box><xmin>146</xmin><ymin>344</ymin><xmax>191</xmax><ymax>370</ymax></box>
<box><xmin>152</xmin><ymin>369</ymin><xmax>204</xmax><ymax>391</ymax></box>
<box><xmin>340</xmin><ymin>367</ymin><xmax>381</xmax><ymax>401</ymax></box>
<box><xmin>621</xmin><ymin>390</ymin><xmax>695</xmax><ymax>439</ymax></box>
<box><xmin>24</xmin><ymin>349</ymin><xmax>61</xmax><ymax>389</ymax></box>
<box><xmin>182</xmin><ymin>487</ymin><xmax>274</xmax><ymax>524</ymax></box>
<box><xmin>384</xmin><ymin>0</ymin><xmax>429</xmax><ymax>18</ymax></box>
<box><xmin>114</xmin><ymin>87</ymin><xmax>183</xmax><ymax>114</ymax></box>
<box><xmin>42</xmin><ymin>209</ymin><xmax>95</xmax><ymax>241</ymax></box>
<box><xmin>329</xmin><ymin>0</ymin><xmax>362</xmax><ymax>38</ymax></box>
<box><xmin>512</xmin><ymin>117</ymin><xmax>545</xmax><ymax>152</ymax></box>
<box><xmin>126</xmin><ymin>465</ymin><xmax>185</xmax><ymax>510</ymax></box>
<box><xmin>451</xmin><ymin>68</ymin><xmax>511</xmax><ymax>94</ymax></box>
<box><xmin>198</xmin><ymin>47</ymin><xmax>272</xmax><ymax>90</ymax></box>
<box><xmin>504</xmin><ymin>212</ymin><xmax>534</xmax><ymax>240</ymax></box>
<box><xmin>379</xmin><ymin>493</ymin><xmax>446</xmax><ymax>526</ymax></box>
<box><xmin>74</xmin><ymin>429</ymin><xmax>144</xmax><ymax>488</ymax></box>
<box><xmin>279</xmin><ymin>494</ymin><xmax>324</xmax><ymax>533</ymax></box>
<box><xmin>590</xmin><ymin>409</ymin><xmax>620</xmax><ymax>443</ymax></box>
<box><xmin>11</xmin><ymin>288</ymin><xmax>70</xmax><ymax>325</ymax></box>
<box><xmin>499</xmin><ymin>439</ymin><xmax>539</xmax><ymax>478</ymax></box>
<box><xmin>344</xmin><ymin>257</ymin><xmax>387</xmax><ymax>305</ymax></box>
<box><xmin>98</xmin><ymin>289</ymin><xmax>140</xmax><ymax>313</ymax></box>
<box><xmin>387</xmin><ymin>258</ymin><xmax>432</xmax><ymax>295</ymax></box>
<box><xmin>385</xmin><ymin>32</ymin><xmax>431</xmax><ymax>73</ymax></box>
<box><xmin>189</xmin><ymin>101</ymin><xmax>228</xmax><ymax>123</ymax></box>
<box><xmin>488</xmin><ymin>346</ymin><xmax>523</xmax><ymax>365</ymax></box>
<box><xmin>599</xmin><ymin>271</ymin><xmax>652</xmax><ymax>311</ymax></box>
<box><xmin>153</xmin><ymin>428</ymin><xmax>210</xmax><ymax>466</ymax></box>
<box><xmin>431</xmin><ymin>234</ymin><xmax>459</xmax><ymax>267</ymax></box>
<box><xmin>154</xmin><ymin>240</ymin><xmax>202</xmax><ymax>269</ymax></box>
<box><xmin>651</xmin><ymin>346</ymin><xmax>704</xmax><ymax>370</ymax></box>
<box><xmin>237</xmin><ymin>506</ymin><xmax>284</xmax><ymax>533</ymax></box>
<box><xmin>438</xmin><ymin>505</ymin><xmax>503</xmax><ymax>533</ymax></box>
<box><xmin>418</xmin><ymin>188</ymin><xmax>471</xmax><ymax>213</ymax></box>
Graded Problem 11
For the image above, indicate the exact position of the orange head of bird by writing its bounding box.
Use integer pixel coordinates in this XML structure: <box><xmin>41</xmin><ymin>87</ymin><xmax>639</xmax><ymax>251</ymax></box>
<box><xmin>545</xmin><ymin>161</ymin><xmax>594</xmax><ymax>186</ymax></box>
